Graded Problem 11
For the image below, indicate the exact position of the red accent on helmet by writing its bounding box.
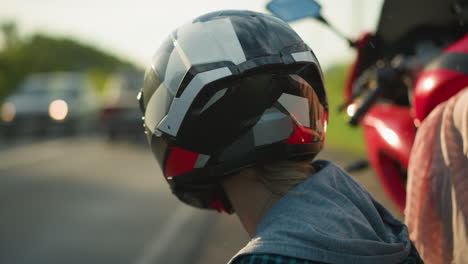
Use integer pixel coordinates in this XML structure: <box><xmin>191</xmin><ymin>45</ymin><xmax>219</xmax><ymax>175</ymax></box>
<box><xmin>165</xmin><ymin>147</ymin><xmax>199</xmax><ymax>178</ymax></box>
<box><xmin>286</xmin><ymin>123</ymin><xmax>313</xmax><ymax>144</ymax></box>
<box><xmin>208</xmin><ymin>199</ymin><xmax>227</xmax><ymax>213</ymax></box>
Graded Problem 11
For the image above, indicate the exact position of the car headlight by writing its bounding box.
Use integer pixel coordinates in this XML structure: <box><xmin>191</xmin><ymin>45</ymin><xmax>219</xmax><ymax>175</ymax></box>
<box><xmin>1</xmin><ymin>102</ymin><xmax>16</xmax><ymax>123</ymax></box>
<box><xmin>49</xmin><ymin>100</ymin><xmax>68</xmax><ymax>121</ymax></box>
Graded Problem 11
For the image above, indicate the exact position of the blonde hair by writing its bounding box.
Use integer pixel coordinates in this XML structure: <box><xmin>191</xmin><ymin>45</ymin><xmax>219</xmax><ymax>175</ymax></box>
<box><xmin>252</xmin><ymin>160</ymin><xmax>315</xmax><ymax>195</ymax></box>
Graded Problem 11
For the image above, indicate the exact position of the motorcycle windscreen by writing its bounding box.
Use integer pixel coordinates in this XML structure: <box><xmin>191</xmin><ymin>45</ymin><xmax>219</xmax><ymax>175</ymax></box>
<box><xmin>376</xmin><ymin>0</ymin><xmax>467</xmax><ymax>45</ymax></box>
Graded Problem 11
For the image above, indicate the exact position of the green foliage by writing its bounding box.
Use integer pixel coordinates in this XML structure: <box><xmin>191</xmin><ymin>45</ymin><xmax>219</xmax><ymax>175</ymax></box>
<box><xmin>0</xmin><ymin>22</ymin><xmax>139</xmax><ymax>101</ymax></box>
<box><xmin>1</xmin><ymin>22</ymin><xmax>20</xmax><ymax>50</ymax></box>
<box><xmin>324</xmin><ymin>64</ymin><xmax>365</xmax><ymax>154</ymax></box>
<box><xmin>87</xmin><ymin>69</ymin><xmax>112</xmax><ymax>95</ymax></box>
<box><xmin>17</xmin><ymin>34</ymin><xmax>135</xmax><ymax>73</ymax></box>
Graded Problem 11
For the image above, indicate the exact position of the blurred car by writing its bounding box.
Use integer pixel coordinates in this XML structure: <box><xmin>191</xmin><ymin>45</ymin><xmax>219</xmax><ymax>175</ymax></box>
<box><xmin>0</xmin><ymin>72</ymin><xmax>100</xmax><ymax>138</ymax></box>
<box><xmin>100</xmin><ymin>71</ymin><xmax>144</xmax><ymax>141</ymax></box>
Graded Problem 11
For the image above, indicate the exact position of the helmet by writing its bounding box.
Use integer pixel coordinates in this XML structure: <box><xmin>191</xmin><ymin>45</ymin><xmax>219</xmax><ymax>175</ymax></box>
<box><xmin>138</xmin><ymin>10</ymin><xmax>328</xmax><ymax>213</ymax></box>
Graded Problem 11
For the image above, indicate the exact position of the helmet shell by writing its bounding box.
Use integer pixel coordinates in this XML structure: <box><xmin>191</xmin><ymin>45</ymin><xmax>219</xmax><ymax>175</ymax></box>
<box><xmin>139</xmin><ymin>10</ymin><xmax>328</xmax><ymax>212</ymax></box>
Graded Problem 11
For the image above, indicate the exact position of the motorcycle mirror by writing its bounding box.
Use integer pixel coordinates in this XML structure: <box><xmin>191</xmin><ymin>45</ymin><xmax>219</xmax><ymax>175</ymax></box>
<box><xmin>266</xmin><ymin>0</ymin><xmax>322</xmax><ymax>22</ymax></box>
<box><xmin>266</xmin><ymin>0</ymin><xmax>356</xmax><ymax>47</ymax></box>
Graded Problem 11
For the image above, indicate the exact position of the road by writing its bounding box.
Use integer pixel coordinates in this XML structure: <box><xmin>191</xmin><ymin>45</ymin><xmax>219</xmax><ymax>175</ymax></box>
<box><xmin>0</xmin><ymin>137</ymin><xmax>400</xmax><ymax>264</ymax></box>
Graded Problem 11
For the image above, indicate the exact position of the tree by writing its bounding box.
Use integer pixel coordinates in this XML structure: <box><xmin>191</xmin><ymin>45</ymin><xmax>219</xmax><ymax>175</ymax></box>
<box><xmin>0</xmin><ymin>22</ymin><xmax>140</xmax><ymax>101</ymax></box>
<box><xmin>0</xmin><ymin>22</ymin><xmax>20</xmax><ymax>50</ymax></box>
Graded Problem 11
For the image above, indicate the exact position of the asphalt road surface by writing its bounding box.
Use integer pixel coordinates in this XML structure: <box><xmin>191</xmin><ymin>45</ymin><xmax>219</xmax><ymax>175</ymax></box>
<box><xmin>0</xmin><ymin>137</ymin><xmax>400</xmax><ymax>264</ymax></box>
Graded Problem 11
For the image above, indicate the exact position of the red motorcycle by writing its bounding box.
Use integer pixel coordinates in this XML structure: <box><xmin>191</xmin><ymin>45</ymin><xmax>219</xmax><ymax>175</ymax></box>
<box><xmin>267</xmin><ymin>0</ymin><xmax>468</xmax><ymax>212</ymax></box>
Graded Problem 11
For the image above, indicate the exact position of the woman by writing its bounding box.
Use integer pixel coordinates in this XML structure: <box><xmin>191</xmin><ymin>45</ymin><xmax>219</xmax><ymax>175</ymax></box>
<box><xmin>137</xmin><ymin>10</ymin><xmax>423</xmax><ymax>264</ymax></box>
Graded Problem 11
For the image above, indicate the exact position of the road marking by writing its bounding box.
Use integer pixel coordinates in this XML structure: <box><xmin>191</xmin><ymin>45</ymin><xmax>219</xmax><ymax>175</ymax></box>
<box><xmin>132</xmin><ymin>205</ymin><xmax>199</xmax><ymax>264</ymax></box>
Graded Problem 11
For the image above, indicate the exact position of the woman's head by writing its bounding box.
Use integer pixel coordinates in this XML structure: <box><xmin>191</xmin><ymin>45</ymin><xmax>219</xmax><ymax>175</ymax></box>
<box><xmin>138</xmin><ymin>10</ymin><xmax>328</xmax><ymax>213</ymax></box>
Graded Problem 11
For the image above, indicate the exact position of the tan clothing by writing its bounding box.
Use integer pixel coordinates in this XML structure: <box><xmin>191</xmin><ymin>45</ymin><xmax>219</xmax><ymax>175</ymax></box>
<box><xmin>406</xmin><ymin>88</ymin><xmax>468</xmax><ymax>264</ymax></box>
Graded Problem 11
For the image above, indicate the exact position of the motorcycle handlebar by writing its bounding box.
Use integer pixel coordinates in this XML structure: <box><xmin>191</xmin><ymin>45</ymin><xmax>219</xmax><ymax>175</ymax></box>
<box><xmin>348</xmin><ymin>65</ymin><xmax>401</xmax><ymax>126</ymax></box>
<box><xmin>348</xmin><ymin>82</ymin><xmax>384</xmax><ymax>126</ymax></box>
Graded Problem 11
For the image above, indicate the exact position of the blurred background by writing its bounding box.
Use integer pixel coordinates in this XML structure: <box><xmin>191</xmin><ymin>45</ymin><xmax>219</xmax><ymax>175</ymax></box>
<box><xmin>0</xmin><ymin>0</ymin><xmax>401</xmax><ymax>263</ymax></box>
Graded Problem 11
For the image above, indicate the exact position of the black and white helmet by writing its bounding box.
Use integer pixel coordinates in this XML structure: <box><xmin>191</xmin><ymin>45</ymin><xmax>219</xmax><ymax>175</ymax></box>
<box><xmin>138</xmin><ymin>10</ymin><xmax>328</xmax><ymax>213</ymax></box>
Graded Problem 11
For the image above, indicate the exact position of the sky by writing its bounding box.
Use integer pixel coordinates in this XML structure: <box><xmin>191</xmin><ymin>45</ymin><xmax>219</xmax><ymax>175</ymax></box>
<box><xmin>1</xmin><ymin>0</ymin><xmax>384</xmax><ymax>69</ymax></box>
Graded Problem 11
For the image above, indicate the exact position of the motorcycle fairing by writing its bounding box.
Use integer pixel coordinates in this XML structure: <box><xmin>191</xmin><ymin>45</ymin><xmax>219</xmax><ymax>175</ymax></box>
<box><xmin>361</xmin><ymin>105</ymin><xmax>416</xmax><ymax>212</ymax></box>
<box><xmin>345</xmin><ymin>33</ymin><xmax>374</xmax><ymax>101</ymax></box>
<box><xmin>414</xmin><ymin>34</ymin><xmax>468</xmax><ymax>123</ymax></box>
